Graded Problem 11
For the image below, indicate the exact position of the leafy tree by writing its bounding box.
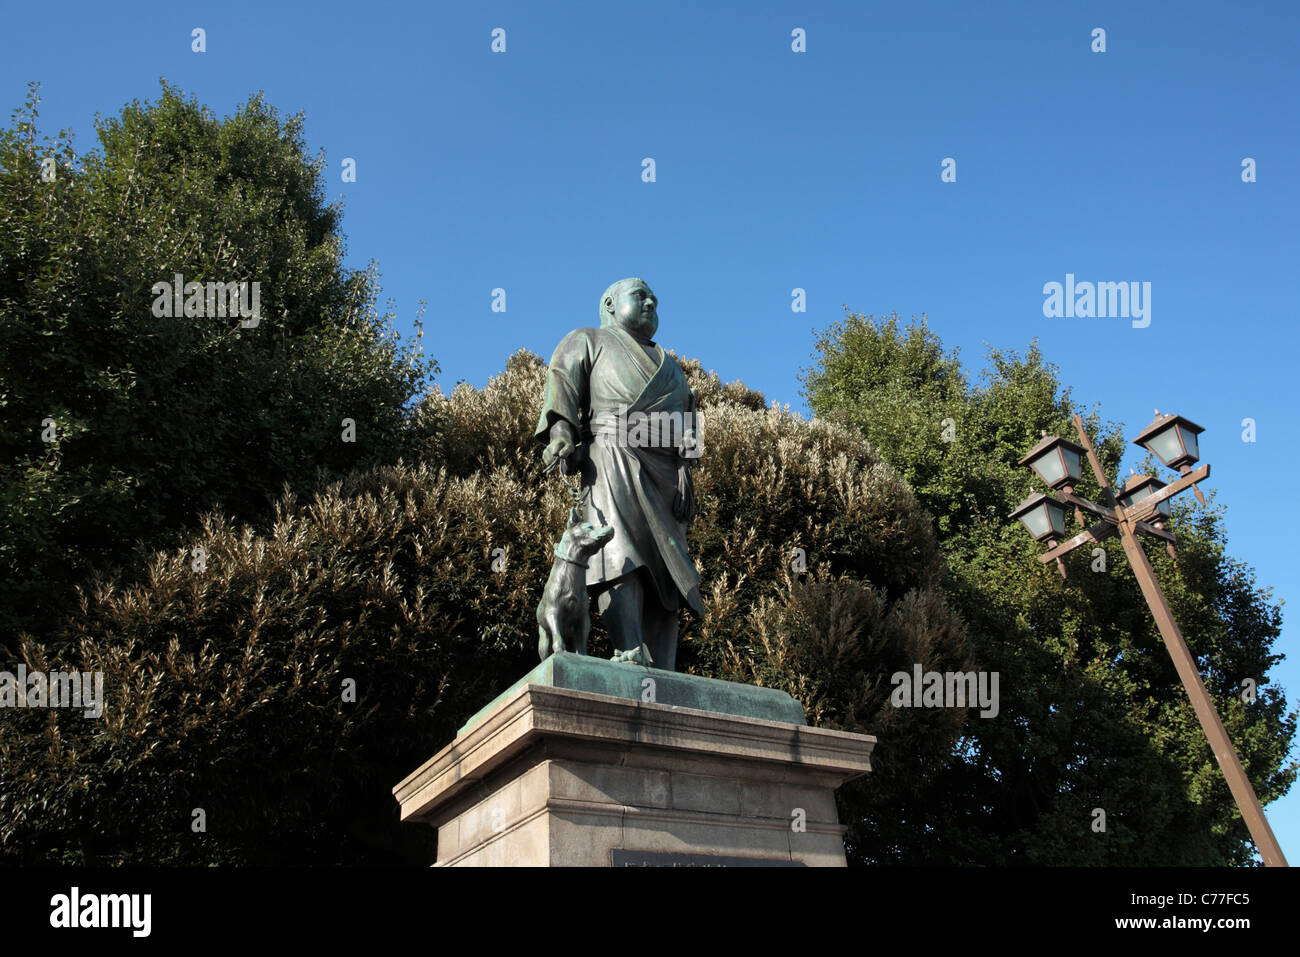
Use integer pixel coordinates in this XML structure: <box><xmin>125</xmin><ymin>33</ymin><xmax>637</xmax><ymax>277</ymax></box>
<box><xmin>0</xmin><ymin>82</ymin><xmax>436</xmax><ymax>651</ymax></box>
<box><xmin>802</xmin><ymin>311</ymin><xmax>1297</xmax><ymax>864</ymax></box>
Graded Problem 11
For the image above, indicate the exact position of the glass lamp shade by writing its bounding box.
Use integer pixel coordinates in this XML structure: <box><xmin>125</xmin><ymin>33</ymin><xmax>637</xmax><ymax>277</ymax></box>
<box><xmin>1134</xmin><ymin>414</ymin><xmax>1204</xmax><ymax>470</ymax></box>
<box><xmin>1009</xmin><ymin>493</ymin><xmax>1068</xmax><ymax>542</ymax></box>
<box><xmin>1118</xmin><ymin>475</ymin><xmax>1172</xmax><ymax>519</ymax></box>
<box><xmin>1018</xmin><ymin>436</ymin><xmax>1086</xmax><ymax>490</ymax></box>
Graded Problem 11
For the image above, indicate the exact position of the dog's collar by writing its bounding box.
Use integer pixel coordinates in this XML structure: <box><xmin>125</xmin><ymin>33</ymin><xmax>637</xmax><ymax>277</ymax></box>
<box><xmin>553</xmin><ymin>545</ymin><xmax>588</xmax><ymax>568</ymax></box>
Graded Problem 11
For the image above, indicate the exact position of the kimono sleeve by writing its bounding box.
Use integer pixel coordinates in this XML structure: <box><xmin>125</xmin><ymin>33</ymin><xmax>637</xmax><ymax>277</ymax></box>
<box><xmin>534</xmin><ymin>328</ymin><xmax>597</xmax><ymax>443</ymax></box>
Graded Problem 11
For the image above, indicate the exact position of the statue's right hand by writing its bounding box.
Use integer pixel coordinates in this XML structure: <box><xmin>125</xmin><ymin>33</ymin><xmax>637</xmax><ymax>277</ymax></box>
<box><xmin>542</xmin><ymin>435</ymin><xmax>575</xmax><ymax>474</ymax></box>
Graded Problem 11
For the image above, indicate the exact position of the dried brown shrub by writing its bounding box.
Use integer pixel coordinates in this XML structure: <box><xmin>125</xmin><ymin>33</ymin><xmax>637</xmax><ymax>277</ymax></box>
<box><xmin>2</xmin><ymin>350</ymin><xmax>969</xmax><ymax>864</ymax></box>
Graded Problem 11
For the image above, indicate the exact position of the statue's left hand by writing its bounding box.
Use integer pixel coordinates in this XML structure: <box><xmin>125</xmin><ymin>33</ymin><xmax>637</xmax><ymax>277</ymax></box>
<box><xmin>680</xmin><ymin>430</ymin><xmax>701</xmax><ymax>463</ymax></box>
<box><xmin>673</xmin><ymin>462</ymin><xmax>696</xmax><ymax>522</ymax></box>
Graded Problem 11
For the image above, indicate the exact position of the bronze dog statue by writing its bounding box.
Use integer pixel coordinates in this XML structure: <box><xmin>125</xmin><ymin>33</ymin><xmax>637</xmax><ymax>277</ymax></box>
<box><xmin>537</xmin><ymin>506</ymin><xmax>614</xmax><ymax>660</ymax></box>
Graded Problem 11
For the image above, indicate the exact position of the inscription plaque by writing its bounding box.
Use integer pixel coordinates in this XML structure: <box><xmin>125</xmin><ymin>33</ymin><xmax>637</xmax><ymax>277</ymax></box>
<box><xmin>611</xmin><ymin>849</ymin><xmax>805</xmax><ymax>867</ymax></box>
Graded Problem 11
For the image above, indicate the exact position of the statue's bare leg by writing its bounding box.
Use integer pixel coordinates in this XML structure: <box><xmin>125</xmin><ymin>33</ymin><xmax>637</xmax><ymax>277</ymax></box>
<box><xmin>595</xmin><ymin>571</ymin><xmax>643</xmax><ymax>657</ymax></box>
<box><xmin>641</xmin><ymin>596</ymin><xmax>677</xmax><ymax>672</ymax></box>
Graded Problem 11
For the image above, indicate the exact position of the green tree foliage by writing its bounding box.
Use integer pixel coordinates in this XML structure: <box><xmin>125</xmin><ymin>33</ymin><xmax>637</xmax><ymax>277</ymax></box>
<box><xmin>1</xmin><ymin>351</ymin><xmax>970</xmax><ymax>864</ymax></box>
<box><xmin>0</xmin><ymin>83</ymin><xmax>436</xmax><ymax>649</ymax></box>
<box><xmin>802</xmin><ymin>311</ymin><xmax>1297</xmax><ymax>864</ymax></box>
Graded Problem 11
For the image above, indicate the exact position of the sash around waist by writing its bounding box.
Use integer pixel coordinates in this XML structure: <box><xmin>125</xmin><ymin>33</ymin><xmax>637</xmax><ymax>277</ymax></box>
<box><xmin>590</xmin><ymin>407</ymin><xmax>698</xmax><ymax>457</ymax></box>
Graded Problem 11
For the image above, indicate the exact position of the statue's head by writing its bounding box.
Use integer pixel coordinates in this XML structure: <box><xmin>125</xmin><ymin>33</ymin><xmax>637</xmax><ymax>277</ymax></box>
<box><xmin>599</xmin><ymin>278</ymin><xmax>658</xmax><ymax>340</ymax></box>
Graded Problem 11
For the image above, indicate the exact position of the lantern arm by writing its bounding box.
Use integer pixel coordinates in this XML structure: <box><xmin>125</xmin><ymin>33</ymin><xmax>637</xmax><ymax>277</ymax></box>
<box><xmin>1135</xmin><ymin>520</ymin><xmax>1175</xmax><ymax>543</ymax></box>
<box><xmin>1059</xmin><ymin>489</ymin><xmax>1118</xmax><ymax>524</ymax></box>
<box><xmin>1120</xmin><ymin>464</ymin><xmax>1210</xmax><ymax>524</ymax></box>
<box><xmin>1038</xmin><ymin>520</ymin><xmax>1118</xmax><ymax>563</ymax></box>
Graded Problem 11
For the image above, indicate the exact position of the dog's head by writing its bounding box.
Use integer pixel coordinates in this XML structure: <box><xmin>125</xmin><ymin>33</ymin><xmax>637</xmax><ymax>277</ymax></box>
<box><xmin>562</xmin><ymin>506</ymin><xmax>614</xmax><ymax>555</ymax></box>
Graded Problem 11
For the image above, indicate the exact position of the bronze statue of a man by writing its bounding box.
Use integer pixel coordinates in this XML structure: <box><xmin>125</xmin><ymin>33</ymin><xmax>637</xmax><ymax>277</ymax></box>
<box><xmin>536</xmin><ymin>278</ymin><xmax>705</xmax><ymax>671</ymax></box>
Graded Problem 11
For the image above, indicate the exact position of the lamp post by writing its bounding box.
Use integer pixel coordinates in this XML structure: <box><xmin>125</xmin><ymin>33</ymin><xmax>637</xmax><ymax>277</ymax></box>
<box><xmin>1010</xmin><ymin>411</ymin><xmax>1287</xmax><ymax>867</ymax></box>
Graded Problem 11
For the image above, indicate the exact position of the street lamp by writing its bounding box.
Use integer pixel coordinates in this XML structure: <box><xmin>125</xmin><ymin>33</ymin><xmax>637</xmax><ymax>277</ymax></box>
<box><xmin>1018</xmin><ymin>434</ymin><xmax>1085</xmax><ymax>492</ymax></box>
<box><xmin>1009</xmin><ymin>492</ymin><xmax>1068</xmax><ymax>542</ymax></box>
<box><xmin>1010</xmin><ymin>412</ymin><xmax>1287</xmax><ymax>867</ymax></box>
<box><xmin>1134</xmin><ymin>411</ymin><xmax>1207</xmax><ymax>504</ymax></box>
<box><xmin>1118</xmin><ymin>473</ymin><xmax>1172</xmax><ymax>522</ymax></box>
<box><xmin>1116</xmin><ymin>472</ymin><xmax>1176</xmax><ymax>560</ymax></box>
<box><xmin>1008</xmin><ymin>491</ymin><xmax>1070</xmax><ymax>578</ymax></box>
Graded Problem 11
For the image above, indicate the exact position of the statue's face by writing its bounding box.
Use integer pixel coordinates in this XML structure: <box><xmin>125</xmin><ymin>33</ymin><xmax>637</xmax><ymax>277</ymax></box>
<box><xmin>608</xmin><ymin>281</ymin><xmax>658</xmax><ymax>339</ymax></box>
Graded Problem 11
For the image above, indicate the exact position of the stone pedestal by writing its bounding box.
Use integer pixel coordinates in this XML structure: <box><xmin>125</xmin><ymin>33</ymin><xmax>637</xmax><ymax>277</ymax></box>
<box><xmin>393</xmin><ymin>655</ymin><xmax>877</xmax><ymax>867</ymax></box>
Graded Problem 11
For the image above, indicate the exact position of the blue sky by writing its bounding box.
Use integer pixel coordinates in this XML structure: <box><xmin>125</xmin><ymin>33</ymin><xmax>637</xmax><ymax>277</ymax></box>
<box><xmin>7</xmin><ymin>0</ymin><xmax>1298</xmax><ymax>861</ymax></box>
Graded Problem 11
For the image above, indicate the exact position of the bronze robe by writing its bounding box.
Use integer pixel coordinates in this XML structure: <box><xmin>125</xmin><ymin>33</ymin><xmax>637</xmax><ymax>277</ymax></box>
<box><xmin>535</xmin><ymin>325</ymin><xmax>705</xmax><ymax>616</ymax></box>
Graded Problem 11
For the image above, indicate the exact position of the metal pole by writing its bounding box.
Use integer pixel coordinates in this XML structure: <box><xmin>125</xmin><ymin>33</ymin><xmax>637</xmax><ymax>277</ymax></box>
<box><xmin>1071</xmin><ymin>416</ymin><xmax>1287</xmax><ymax>866</ymax></box>
<box><xmin>1116</xmin><ymin>524</ymin><xmax>1287</xmax><ymax>866</ymax></box>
